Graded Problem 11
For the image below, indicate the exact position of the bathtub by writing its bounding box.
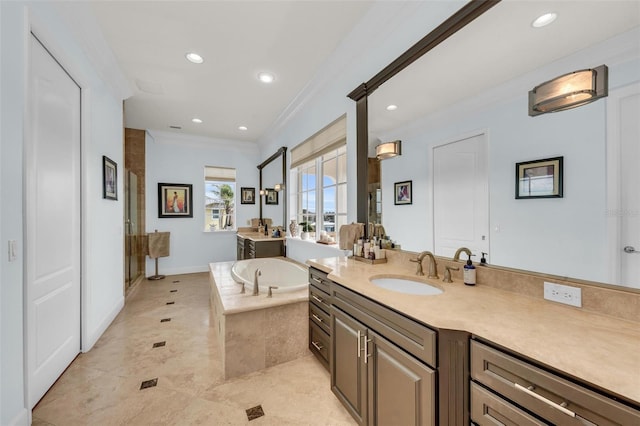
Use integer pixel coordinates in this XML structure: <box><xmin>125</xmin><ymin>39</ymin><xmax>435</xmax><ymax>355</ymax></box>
<box><xmin>231</xmin><ymin>258</ymin><xmax>308</xmax><ymax>292</ymax></box>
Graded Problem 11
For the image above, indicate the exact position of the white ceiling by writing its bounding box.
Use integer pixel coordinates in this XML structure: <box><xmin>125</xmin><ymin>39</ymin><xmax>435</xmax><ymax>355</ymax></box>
<box><xmin>89</xmin><ymin>1</ymin><xmax>639</xmax><ymax>145</ymax></box>
<box><xmin>90</xmin><ymin>0</ymin><xmax>373</xmax><ymax>142</ymax></box>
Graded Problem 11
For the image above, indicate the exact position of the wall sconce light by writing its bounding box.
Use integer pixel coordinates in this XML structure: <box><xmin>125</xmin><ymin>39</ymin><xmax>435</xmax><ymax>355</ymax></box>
<box><xmin>259</xmin><ymin>189</ymin><xmax>266</xmax><ymax>196</ymax></box>
<box><xmin>375</xmin><ymin>140</ymin><xmax>401</xmax><ymax>160</ymax></box>
<box><xmin>274</xmin><ymin>183</ymin><xmax>284</xmax><ymax>192</ymax></box>
<box><xmin>529</xmin><ymin>64</ymin><xmax>608</xmax><ymax>117</ymax></box>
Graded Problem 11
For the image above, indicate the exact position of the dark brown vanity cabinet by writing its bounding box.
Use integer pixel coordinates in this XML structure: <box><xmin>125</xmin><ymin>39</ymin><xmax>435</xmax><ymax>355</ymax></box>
<box><xmin>236</xmin><ymin>236</ymin><xmax>283</xmax><ymax>260</ymax></box>
<box><xmin>330</xmin><ymin>281</ymin><xmax>437</xmax><ymax>426</ymax></box>
<box><xmin>308</xmin><ymin>268</ymin><xmax>332</xmax><ymax>370</ymax></box>
<box><xmin>236</xmin><ymin>236</ymin><xmax>247</xmax><ymax>260</ymax></box>
<box><xmin>470</xmin><ymin>340</ymin><xmax>640</xmax><ymax>426</ymax></box>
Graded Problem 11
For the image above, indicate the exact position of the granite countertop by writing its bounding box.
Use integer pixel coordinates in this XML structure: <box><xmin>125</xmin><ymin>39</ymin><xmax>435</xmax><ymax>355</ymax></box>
<box><xmin>308</xmin><ymin>257</ymin><xmax>640</xmax><ymax>405</ymax></box>
<box><xmin>237</xmin><ymin>231</ymin><xmax>285</xmax><ymax>242</ymax></box>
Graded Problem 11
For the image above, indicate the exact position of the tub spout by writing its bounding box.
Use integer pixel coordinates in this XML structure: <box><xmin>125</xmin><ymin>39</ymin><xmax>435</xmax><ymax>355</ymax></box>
<box><xmin>253</xmin><ymin>269</ymin><xmax>261</xmax><ymax>296</ymax></box>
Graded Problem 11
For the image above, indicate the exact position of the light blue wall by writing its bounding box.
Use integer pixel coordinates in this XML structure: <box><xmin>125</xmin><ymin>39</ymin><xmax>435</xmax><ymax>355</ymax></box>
<box><xmin>1</xmin><ymin>2</ymin><xmax>127</xmax><ymax>423</ymax></box>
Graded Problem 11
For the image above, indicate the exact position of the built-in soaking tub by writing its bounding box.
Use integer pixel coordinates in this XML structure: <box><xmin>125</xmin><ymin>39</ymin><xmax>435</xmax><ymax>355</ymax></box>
<box><xmin>231</xmin><ymin>258</ymin><xmax>308</xmax><ymax>292</ymax></box>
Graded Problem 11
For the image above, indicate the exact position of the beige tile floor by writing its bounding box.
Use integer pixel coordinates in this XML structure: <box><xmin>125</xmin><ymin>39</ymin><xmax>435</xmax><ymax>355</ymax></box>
<box><xmin>32</xmin><ymin>272</ymin><xmax>355</xmax><ymax>426</ymax></box>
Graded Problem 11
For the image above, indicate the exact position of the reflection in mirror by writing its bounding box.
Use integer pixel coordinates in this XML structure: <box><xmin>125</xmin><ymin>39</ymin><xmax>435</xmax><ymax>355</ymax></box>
<box><xmin>367</xmin><ymin>1</ymin><xmax>640</xmax><ymax>288</ymax></box>
<box><xmin>258</xmin><ymin>147</ymin><xmax>286</xmax><ymax>231</ymax></box>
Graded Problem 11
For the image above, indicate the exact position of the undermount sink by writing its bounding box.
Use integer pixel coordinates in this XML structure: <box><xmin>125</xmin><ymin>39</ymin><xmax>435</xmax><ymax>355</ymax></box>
<box><xmin>370</xmin><ymin>277</ymin><xmax>443</xmax><ymax>296</ymax></box>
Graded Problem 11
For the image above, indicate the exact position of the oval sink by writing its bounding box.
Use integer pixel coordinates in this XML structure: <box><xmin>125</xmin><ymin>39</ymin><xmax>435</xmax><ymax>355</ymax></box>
<box><xmin>370</xmin><ymin>277</ymin><xmax>443</xmax><ymax>296</ymax></box>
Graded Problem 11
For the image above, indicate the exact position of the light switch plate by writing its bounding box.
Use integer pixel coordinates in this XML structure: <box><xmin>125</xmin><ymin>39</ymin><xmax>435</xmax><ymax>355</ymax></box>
<box><xmin>8</xmin><ymin>240</ymin><xmax>17</xmax><ymax>262</ymax></box>
<box><xmin>544</xmin><ymin>281</ymin><xmax>582</xmax><ymax>307</ymax></box>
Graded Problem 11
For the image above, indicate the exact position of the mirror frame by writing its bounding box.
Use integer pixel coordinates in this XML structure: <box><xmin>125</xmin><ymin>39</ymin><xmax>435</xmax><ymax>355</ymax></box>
<box><xmin>348</xmin><ymin>0</ymin><xmax>501</xmax><ymax>238</ymax></box>
<box><xmin>257</xmin><ymin>146</ymin><xmax>287</xmax><ymax>230</ymax></box>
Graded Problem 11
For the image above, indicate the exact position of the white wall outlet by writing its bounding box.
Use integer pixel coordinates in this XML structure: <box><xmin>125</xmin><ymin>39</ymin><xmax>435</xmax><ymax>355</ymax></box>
<box><xmin>8</xmin><ymin>240</ymin><xmax>17</xmax><ymax>261</ymax></box>
<box><xmin>544</xmin><ymin>281</ymin><xmax>582</xmax><ymax>307</ymax></box>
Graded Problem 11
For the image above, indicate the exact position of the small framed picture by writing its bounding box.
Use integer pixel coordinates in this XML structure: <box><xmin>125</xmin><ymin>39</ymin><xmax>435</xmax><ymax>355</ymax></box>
<box><xmin>241</xmin><ymin>187</ymin><xmax>255</xmax><ymax>204</ymax></box>
<box><xmin>394</xmin><ymin>180</ymin><xmax>412</xmax><ymax>205</ymax></box>
<box><xmin>515</xmin><ymin>156</ymin><xmax>563</xmax><ymax>199</ymax></box>
<box><xmin>158</xmin><ymin>183</ymin><xmax>193</xmax><ymax>218</ymax></box>
<box><xmin>265</xmin><ymin>188</ymin><xmax>278</xmax><ymax>205</ymax></box>
<box><xmin>102</xmin><ymin>156</ymin><xmax>117</xmax><ymax>200</ymax></box>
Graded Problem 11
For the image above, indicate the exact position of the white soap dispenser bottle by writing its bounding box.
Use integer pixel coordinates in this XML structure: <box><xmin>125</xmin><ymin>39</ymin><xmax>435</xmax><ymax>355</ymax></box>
<box><xmin>463</xmin><ymin>254</ymin><xmax>476</xmax><ymax>286</ymax></box>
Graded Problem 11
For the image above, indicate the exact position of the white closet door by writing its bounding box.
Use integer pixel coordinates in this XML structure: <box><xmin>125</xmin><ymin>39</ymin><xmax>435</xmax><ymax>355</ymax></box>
<box><xmin>26</xmin><ymin>34</ymin><xmax>81</xmax><ymax>407</ymax></box>
<box><xmin>433</xmin><ymin>134</ymin><xmax>489</xmax><ymax>259</ymax></box>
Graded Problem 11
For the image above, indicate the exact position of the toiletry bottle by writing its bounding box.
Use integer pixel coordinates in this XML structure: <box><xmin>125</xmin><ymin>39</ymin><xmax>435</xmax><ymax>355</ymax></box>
<box><xmin>480</xmin><ymin>252</ymin><xmax>488</xmax><ymax>266</ymax></box>
<box><xmin>463</xmin><ymin>254</ymin><xmax>476</xmax><ymax>286</ymax></box>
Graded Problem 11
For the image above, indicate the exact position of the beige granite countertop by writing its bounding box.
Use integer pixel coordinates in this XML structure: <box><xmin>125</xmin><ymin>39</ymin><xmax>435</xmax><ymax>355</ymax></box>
<box><xmin>237</xmin><ymin>231</ymin><xmax>285</xmax><ymax>242</ymax></box>
<box><xmin>308</xmin><ymin>257</ymin><xmax>640</xmax><ymax>404</ymax></box>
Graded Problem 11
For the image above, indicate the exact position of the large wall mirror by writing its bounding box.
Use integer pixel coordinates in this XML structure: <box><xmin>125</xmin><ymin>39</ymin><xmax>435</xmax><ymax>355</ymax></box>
<box><xmin>357</xmin><ymin>0</ymin><xmax>640</xmax><ymax>289</ymax></box>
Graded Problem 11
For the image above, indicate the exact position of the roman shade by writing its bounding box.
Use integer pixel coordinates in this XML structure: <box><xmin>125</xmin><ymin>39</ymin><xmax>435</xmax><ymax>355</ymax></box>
<box><xmin>205</xmin><ymin>166</ymin><xmax>236</xmax><ymax>182</ymax></box>
<box><xmin>290</xmin><ymin>115</ymin><xmax>346</xmax><ymax>168</ymax></box>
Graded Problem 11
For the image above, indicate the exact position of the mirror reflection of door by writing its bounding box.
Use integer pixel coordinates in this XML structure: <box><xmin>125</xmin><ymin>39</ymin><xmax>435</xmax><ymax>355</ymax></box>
<box><xmin>368</xmin><ymin>157</ymin><xmax>381</xmax><ymax>226</ymax></box>
<box><xmin>433</xmin><ymin>133</ymin><xmax>489</xmax><ymax>259</ymax></box>
<box><xmin>125</xmin><ymin>170</ymin><xmax>143</xmax><ymax>289</ymax></box>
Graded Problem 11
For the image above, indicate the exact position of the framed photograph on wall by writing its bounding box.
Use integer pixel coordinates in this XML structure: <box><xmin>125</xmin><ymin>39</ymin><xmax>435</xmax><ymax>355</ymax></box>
<box><xmin>102</xmin><ymin>155</ymin><xmax>118</xmax><ymax>200</ymax></box>
<box><xmin>158</xmin><ymin>183</ymin><xmax>193</xmax><ymax>218</ymax></box>
<box><xmin>394</xmin><ymin>180</ymin><xmax>412</xmax><ymax>205</ymax></box>
<box><xmin>515</xmin><ymin>156</ymin><xmax>563</xmax><ymax>199</ymax></box>
<box><xmin>265</xmin><ymin>188</ymin><xmax>278</xmax><ymax>205</ymax></box>
<box><xmin>240</xmin><ymin>187</ymin><xmax>255</xmax><ymax>204</ymax></box>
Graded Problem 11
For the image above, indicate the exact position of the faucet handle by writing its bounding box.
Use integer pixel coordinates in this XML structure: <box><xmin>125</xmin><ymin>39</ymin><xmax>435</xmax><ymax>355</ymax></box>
<box><xmin>267</xmin><ymin>286</ymin><xmax>279</xmax><ymax>297</ymax></box>
<box><xmin>443</xmin><ymin>266</ymin><xmax>459</xmax><ymax>283</ymax></box>
<box><xmin>240</xmin><ymin>282</ymin><xmax>246</xmax><ymax>294</ymax></box>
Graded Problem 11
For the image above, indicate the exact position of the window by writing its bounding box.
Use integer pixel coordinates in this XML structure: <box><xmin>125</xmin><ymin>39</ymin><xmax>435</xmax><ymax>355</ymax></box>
<box><xmin>294</xmin><ymin>145</ymin><xmax>347</xmax><ymax>237</ymax></box>
<box><xmin>204</xmin><ymin>166</ymin><xmax>236</xmax><ymax>231</ymax></box>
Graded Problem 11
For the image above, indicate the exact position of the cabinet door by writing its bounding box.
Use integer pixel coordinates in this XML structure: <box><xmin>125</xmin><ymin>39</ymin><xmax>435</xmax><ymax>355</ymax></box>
<box><xmin>331</xmin><ymin>307</ymin><xmax>367</xmax><ymax>425</ymax></box>
<box><xmin>368</xmin><ymin>331</ymin><xmax>436</xmax><ymax>426</ymax></box>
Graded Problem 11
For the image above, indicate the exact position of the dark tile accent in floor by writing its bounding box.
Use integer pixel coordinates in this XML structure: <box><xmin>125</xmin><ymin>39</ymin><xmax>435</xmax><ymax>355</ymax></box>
<box><xmin>246</xmin><ymin>405</ymin><xmax>265</xmax><ymax>421</ymax></box>
<box><xmin>140</xmin><ymin>378</ymin><xmax>158</xmax><ymax>390</ymax></box>
<box><xmin>170</xmin><ymin>289</ymin><xmax>177</xmax><ymax>293</ymax></box>
<box><xmin>152</xmin><ymin>341</ymin><xmax>166</xmax><ymax>348</ymax></box>
<box><xmin>172</xmin><ymin>280</ymin><xmax>180</xmax><ymax>283</ymax></box>
<box><xmin>160</xmin><ymin>318</ymin><xmax>171</xmax><ymax>322</ymax></box>
<box><xmin>166</xmin><ymin>301</ymin><xmax>175</xmax><ymax>305</ymax></box>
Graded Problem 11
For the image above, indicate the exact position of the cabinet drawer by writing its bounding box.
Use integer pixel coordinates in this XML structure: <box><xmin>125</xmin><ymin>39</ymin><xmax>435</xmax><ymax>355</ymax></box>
<box><xmin>332</xmin><ymin>283</ymin><xmax>436</xmax><ymax>367</ymax></box>
<box><xmin>309</xmin><ymin>268</ymin><xmax>332</xmax><ymax>294</ymax></box>
<box><xmin>309</xmin><ymin>321</ymin><xmax>330</xmax><ymax>370</ymax></box>
<box><xmin>309</xmin><ymin>301</ymin><xmax>330</xmax><ymax>335</ymax></box>
<box><xmin>471</xmin><ymin>382</ymin><xmax>547</xmax><ymax>426</ymax></box>
<box><xmin>471</xmin><ymin>341</ymin><xmax>640</xmax><ymax>426</ymax></box>
<box><xmin>310</xmin><ymin>284</ymin><xmax>330</xmax><ymax>314</ymax></box>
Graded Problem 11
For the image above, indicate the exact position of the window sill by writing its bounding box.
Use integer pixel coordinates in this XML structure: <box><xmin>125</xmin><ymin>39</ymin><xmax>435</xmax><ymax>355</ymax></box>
<box><xmin>203</xmin><ymin>229</ymin><xmax>237</xmax><ymax>234</ymax></box>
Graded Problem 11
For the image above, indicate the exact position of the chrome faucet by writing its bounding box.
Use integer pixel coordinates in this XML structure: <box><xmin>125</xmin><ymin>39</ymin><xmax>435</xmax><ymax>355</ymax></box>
<box><xmin>453</xmin><ymin>247</ymin><xmax>472</xmax><ymax>262</ymax></box>
<box><xmin>410</xmin><ymin>251</ymin><xmax>439</xmax><ymax>279</ymax></box>
<box><xmin>253</xmin><ymin>269</ymin><xmax>261</xmax><ymax>296</ymax></box>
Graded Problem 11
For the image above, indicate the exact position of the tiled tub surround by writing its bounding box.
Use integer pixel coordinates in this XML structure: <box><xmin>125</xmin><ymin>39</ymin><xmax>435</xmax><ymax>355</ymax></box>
<box><xmin>209</xmin><ymin>260</ymin><xmax>309</xmax><ymax>379</ymax></box>
<box><xmin>309</xmin><ymin>251</ymin><xmax>640</xmax><ymax>406</ymax></box>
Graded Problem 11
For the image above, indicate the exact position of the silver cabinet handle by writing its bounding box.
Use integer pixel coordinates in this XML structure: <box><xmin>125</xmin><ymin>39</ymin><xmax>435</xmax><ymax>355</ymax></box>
<box><xmin>515</xmin><ymin>383</ymin><xmax>575</xmax><ymax>417</ymax></box>
<box><xmin>311</xmin><ymin>341</ymin><xmax>324</xmax><ymax>351</ymax></box>
<box><xmin>364</xmin><ymin>336</ymin><xmax>372</xmax><ymax>364</ymax></box>
<box><xmin>311</xmin><ymin>295</ymin><xmax>324</xmax><ymax>303</ymax></box>
<box><xmin>311</xmin><ymin>276</ymin><xmax>322</xmax><ymax>284</ymax></box>
<box><xmin>624</xmin><ymin>246</ymin><xmax>639</xmax><ymax>254</ymax></box>
<box><xmin>357</xmin><ymin>330</ymin><xmax>361</xmax><ymax>358</ymax></box>
<box><xmin>312</xmin><ymin>314</ymin><xmax>323</xmax><ymax>323</ymax></box>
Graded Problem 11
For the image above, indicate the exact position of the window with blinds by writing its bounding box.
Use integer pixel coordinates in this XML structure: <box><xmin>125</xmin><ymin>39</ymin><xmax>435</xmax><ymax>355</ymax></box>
<box><xmin>204</xmin><ymin>166</ymin><xmax>236</xmax><ymax>232</ymax></box>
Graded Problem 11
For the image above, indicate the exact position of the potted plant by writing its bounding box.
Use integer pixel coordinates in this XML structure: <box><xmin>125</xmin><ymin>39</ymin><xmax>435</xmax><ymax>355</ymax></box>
<box><xmin>299</xmin><ymin>222</ymin><xmax>313</xmax><ymax>240</ymax></box>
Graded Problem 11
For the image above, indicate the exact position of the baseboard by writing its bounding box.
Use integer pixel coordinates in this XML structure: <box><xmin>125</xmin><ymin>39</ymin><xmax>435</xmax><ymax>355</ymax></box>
<box><xmin>146</xmin><ymin>265</ymin><xmax>209</xmax><ymax>277</ymax></box>
<box><xmin>9</xmin><ymin>408</ymin><xmax>29</xmax><ymax>426</ymax></box>
<box><xmin>82</xmin><ymin>296</ymin><xmax>124</xmax><ymax>352</ymax></box>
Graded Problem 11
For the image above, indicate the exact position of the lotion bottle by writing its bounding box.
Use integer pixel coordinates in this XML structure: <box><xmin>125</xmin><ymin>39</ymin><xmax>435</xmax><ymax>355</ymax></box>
<box><xmin>463</xmin><ymin>254</ymin><xmax>476</xmax><ymax>286</ymax></box>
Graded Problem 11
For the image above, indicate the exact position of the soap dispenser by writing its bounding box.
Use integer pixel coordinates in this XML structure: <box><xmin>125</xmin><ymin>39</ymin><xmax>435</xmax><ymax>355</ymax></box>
<box><xmin>463</xmin><ymin>254</ymin><xmax>476</xmax><ymax>286</ymax></box>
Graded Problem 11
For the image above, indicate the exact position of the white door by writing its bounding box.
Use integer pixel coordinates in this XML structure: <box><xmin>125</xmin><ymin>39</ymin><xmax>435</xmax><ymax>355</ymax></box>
<box><xmin>433</xmin><ymin>133</ymin><xmax>489</xmax><ymax>260</ymax></box>
<box><xmin>26</xmin><ymin>34</ymin><xmax>81</xmax><ymax>407</ymax></box>
<box><xmin>608</xmin><ymin>84</ymin><xmax>640</xmax><ymax>288</ymax></box>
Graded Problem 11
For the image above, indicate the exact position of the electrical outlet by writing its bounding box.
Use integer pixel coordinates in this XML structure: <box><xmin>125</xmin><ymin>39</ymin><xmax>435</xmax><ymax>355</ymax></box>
<box><xmin>544</xmin><ymin>282</ymin><xmax>582</xmax><ymax>307</ymax></box>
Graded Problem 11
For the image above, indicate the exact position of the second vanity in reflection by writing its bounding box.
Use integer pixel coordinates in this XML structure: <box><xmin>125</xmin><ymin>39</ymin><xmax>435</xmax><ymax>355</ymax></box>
<box><xmin>308</xmin><ymin>254</ymin><xmax>640</xmax><ymax>426</ymax></box>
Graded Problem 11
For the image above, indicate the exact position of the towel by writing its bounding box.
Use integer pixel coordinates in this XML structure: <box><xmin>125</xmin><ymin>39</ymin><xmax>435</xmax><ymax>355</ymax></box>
<box><xmin>147</xmin><ymin>231</ymin><xmax>170</xmax><ymax>259</ymax></box>
<box><xmin>339</xmin><ymin>223</ymin><xmax>365</xmax><ymax>250</ymax></box>
<box><xmin>374</xmin><ymin>224</ymin><xmax>386</xmax><ymax>239</ymax></box>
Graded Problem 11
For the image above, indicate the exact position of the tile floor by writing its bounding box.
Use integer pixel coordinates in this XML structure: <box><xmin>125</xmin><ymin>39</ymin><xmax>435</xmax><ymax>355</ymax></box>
<box><xmin>32</xmin><ymin>272</ymin><xmax>355</xmax><ymax>425</ymax></box>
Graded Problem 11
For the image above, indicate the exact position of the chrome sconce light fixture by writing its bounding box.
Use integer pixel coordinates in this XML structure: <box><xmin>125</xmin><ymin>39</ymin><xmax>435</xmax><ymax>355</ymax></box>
<box><xmin>274</xmin><ymin>183</ymin><xmax>284</xmax><ymax>192</ymax></box>
<box><xmin>375</xmin><ymin>140</ymin><xmax>401</xmax><ymax>160</ymax></box>
<box><xmin>529</xmin><ymin>64</ymin><xmax>608</xmax><ymax>117</ymax></box>
<box><xmin>259</xmin><ymin>189</ymin><xmax>266</xmax><ymax>196</ymax></box>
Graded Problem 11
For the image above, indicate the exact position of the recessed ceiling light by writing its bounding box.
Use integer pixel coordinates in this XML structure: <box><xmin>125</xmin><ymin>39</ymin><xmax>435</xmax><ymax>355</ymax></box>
<box><xmin>532</xmin><ymin>12</ymin><xmax>557</xmax><ymax>28</ymax></box>
<box><xmin>185</xmin><ymin>52</ymin><xmax>204</xmax><ymax>64</ymax></box>
<box><xmin>386</xmin><ymin>104</ymin><xmax>398</xmax><ymax>111</ymax></box>
<box><xmin>257</xmin><ymin>72</ymin><xmax>275</xmax><ymax>84</ymax></box>
<box><xmin>238</xmin><ymin>126</ymin><xmax>248</xmax><ymax>131</ymax></box>
<box><xmin>192</xmin><ymin>118</ymin><xmax>202</xmax><ymax>124</ymax></box>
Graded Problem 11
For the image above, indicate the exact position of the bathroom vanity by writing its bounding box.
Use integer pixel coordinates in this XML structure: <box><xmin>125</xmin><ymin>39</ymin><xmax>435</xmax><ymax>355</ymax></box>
<box><xmin>236</xmin><ymin>232</ymin><xmax>284</xmax><ymax>260</ymax></box>
<box><xmin>307</xmin><ymin>257</ymin><xmax>640</xmax><ymax>426</ymax></box>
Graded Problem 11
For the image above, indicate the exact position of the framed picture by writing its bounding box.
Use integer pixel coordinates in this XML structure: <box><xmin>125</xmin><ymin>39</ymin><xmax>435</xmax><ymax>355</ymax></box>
<box><xmin>158</xmin><ymin>183</ymin><xmax>193</xmax><ymax>218</ymax></box>
<box><xmin>102</xmin><ymin>155</ymin><xmax>117</xmax><ymax>200</ymax></box>
<box><xmin>394</xmin><ymin>180</ymin><xmax>412</xmax><ymax>205</ymax></box>
<box><xmin>241</xmin><ymin>187</ymin><xmax>255</xmax><ymax>204</ymax></box>
<box><xmin>265</xmin><ymin>188</ymin><xmax>278</xmax><ymax>205</ymax></box>
<box><xmin>516</xmin><ymin>156</ymin><xmax>563</xmax><ymax>199</ymax></box>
